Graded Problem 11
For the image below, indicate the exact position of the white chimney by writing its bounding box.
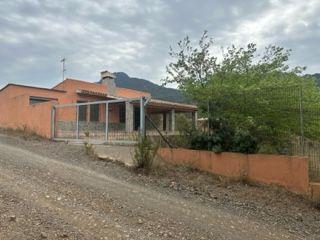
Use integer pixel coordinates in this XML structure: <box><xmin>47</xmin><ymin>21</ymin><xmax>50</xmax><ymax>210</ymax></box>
<box><xmin>100</xmin><ymin>70</ymin><xmax>116</xmax><ymax>96</ymax></box>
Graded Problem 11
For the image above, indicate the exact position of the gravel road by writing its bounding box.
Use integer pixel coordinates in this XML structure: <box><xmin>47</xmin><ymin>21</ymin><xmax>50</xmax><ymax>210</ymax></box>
<box><xmin>0</xmin><ymin>131</ymin><xmax>319</xmax><ymax>240</ymax></box>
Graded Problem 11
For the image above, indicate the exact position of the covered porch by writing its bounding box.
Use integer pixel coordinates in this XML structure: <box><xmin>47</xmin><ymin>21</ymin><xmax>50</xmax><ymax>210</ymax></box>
<box><xmin>143</xmin><ymin>99</ymin><xmax>197</xmax><ymax>135</ymax></box>
<box><xmin>53</xmin><ymin>96</ymin><xmax>197</xmax><ymax>143</ymax></box>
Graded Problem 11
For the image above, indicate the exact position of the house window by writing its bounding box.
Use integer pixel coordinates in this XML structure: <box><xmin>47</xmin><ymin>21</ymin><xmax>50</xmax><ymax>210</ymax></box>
<box><xmin>29</xmin><ymin>96</ymin><xmax>51</xmax><ymax>105</ymax></box>
<box><xmin>90</xmin><ymin>104</ymin><xmax>99</xmax><ymax>122</ymax></box>
<box><xmin>77</xmin><ymin>101</ymin><xmax>87</xmax><ymax>121</ymax></box>
<box><xmin>119</xmin><ymin>103</ymin><xmax>125</xmax><ymax>123</ymax></box>
<box><xmin>78</xmin><ymin>105</ymin><xmax>87</xmax><ymax>121</ymax></box>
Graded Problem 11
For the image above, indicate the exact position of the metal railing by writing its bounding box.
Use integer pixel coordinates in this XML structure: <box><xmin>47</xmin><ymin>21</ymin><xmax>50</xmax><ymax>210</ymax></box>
<box><xmin>51</xmin><ymin>97</ymin><xmax>147</xmax><ymax>144</ymax></box>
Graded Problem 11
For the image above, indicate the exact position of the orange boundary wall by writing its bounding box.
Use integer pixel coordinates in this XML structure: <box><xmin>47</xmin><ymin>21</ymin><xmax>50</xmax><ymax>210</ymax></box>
<box><xmin>158</xmin><ymin>148</ymin><xmax>310</xmax><ymax>194</ymax></box>
<box><xmin>0</xmin><ymin>94</ymin><xmax>54</xmax><ymax>138</ymax></box>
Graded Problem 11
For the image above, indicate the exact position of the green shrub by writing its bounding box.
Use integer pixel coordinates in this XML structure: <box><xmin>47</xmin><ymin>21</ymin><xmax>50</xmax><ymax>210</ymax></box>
<box><xmin>208</xmin><ymin>117</ymin><xmax>235</xmax><ymax>150</ymax></box>
<box><xmin>84</xmin><ymin>141</ymin><xmax>93</xmax><ymax>155</ymax></box>
<box><xmin>173</xmin><ymin>114</ymin><xmax>196</xmax><ymax>147</ymax></box>
<box><xmin>133</xmin><ymin>136</ymin><xmax>159</xmax><ymax>169</ymax></box>
<box><xmin>187</xmin><ymin>117</ymin><xmax>234</xmax><ymax>152</ymax></box>
<box><xmin>189</xmin><ymin>132</ymin><xmax>229</xmax><ymax>153</ymax></box>
<box><xmin>258</xmin><ymin>135</ymin><xmax>292</xmax><ymax>154</ymax></box>
<box><xmin>185</xmin><ymin>117</ymin><xmax>260</xmax><ymax>154</ymax></box>
<box><xmin>232</xmin><ymin>129</ymin><xmax>258</xmax><ymax>153</ymax></box>
<box><xmin>176</xmin><ymin>114</ymin><xmax>194</xmax><ymax>135</ymax></box>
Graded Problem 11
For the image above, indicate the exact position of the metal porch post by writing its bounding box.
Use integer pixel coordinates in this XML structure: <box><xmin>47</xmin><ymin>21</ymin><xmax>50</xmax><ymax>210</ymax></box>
<box><xmin>170</xmin><ymin>109</ymin><xmax>175</xmax><ymax>132</ymax></box>
<box><xmin>105</xmin><ymin>102</ymin><xmax>109</xmax><ymax>142</ymax></box>
<box><xmin>76</xmin><ymin>105</ymin><xmax>79</xmax><ymax>140</ymax></box>
<box><xmin>192</xmin><ymin>111</ymin><xmax>198</xmax><ymax>129</ymax></box>
<box><xmin>140</xmin><ymin>97</ymin><xmax>145</xmax><ymax>137</ymax></box>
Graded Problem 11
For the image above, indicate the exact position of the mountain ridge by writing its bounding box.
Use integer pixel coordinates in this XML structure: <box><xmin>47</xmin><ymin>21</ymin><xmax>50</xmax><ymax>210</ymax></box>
<box><xmin>309</xmin><ymin>73</ymin><xmax>320</xmax><ymax>86</ymax></box>
<box><xmin>113</xmin><ymin>72</ymin><xmax>189</xmax><ymax>103</ymax></box>
<box><xmin>108</xmin><ymin>72</ymin><xmax>320</xmax><ymax>104</ymax></box>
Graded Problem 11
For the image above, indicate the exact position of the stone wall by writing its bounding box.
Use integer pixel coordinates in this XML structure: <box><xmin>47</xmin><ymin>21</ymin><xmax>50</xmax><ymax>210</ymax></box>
<box><xmin>57</xmin><ymin>121</ymin><xmax>125</xmax><ymax>132</ymax></box>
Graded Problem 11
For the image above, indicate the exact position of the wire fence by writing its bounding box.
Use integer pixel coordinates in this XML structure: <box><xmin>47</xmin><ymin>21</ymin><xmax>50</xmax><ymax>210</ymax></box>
<box><xmin>53</xmin><ymin>99</ymin><xmax>143</xmax><ymax>143</ymax></box>
<box><xmin>52</xmin><ymin>97</ymin><xmax>194</xmax><ymax>145</ymax></box>
<box><xmin>145</xmin><ymin>111</ymin><xmax>196</xmax><ymax>148</ymax></box>
<box><xmin>206</xmin><ymin>85</ymin><xmax>320</xmax><ymax>180</ymax></box>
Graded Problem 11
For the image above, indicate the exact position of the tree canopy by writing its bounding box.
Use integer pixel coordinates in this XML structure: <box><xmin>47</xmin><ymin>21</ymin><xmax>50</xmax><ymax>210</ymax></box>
<box><xmin>164</xmin><ymin>31</ymin><xmax>320</xmax><ymax>152</ymax></box>
<box><xmin>163</xmin><ymin>31</ymin><xmax>317</xmax><ymax>101</ymax></box>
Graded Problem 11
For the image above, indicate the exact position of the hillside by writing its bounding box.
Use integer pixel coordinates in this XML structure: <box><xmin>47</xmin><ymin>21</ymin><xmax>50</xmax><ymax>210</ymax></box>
<box><xmin>312</xmin><ymin>73</ymin><xmax>320</xmax><ymax>86</ymax></box>
<box><xmin>110</xmin><ymin>72</ymin><xmax>320</xmax><ymax>103</ymax></box>
<box><xmin>306</xmin><ymin>73</ymin><xmax>320</xmax><ymax>86</ymax></box>
<box><xmin>113</xmin><ymin>72</ymin><xmax>189</xmax><ymax>103</ymax></box>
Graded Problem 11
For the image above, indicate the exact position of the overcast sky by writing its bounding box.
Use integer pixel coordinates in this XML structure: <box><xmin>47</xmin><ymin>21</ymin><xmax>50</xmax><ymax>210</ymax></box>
<box><xmin>0</xmin><ymin>0</ymin><xmax>319</xmax><ymax>89</ymax></box>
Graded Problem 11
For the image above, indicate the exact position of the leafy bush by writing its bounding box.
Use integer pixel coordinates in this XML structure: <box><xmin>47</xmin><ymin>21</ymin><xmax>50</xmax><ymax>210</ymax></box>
<box><xmin>179</xmin><ymin>117</ymin><xmax>260</xmax><ymax>154</ymax></box>
<box><xmin>232</xmin><ymin>129</ymin><xmax>258</xmax><ymax>153</ymax></box>
<box><xmin>190</xmin><ymin>132</ymin><xmax>221</xmax><ymax>152</ymax></box>
<box><xmin>176</xmin><ymin>114</ymin><xmax>195</xmax><ymax>135</ymax></box>
<box><xmin>84</xmin><ymin>141</ymin><xmax>93</xmax><ymax>155</ymax></box>
<box><xmin>186</xmin><ymin>117</ymin><xmax>233</xmax><ymax>152</ymax></box>
<box><xmin>133</xmin><ymin>136</ymin><xmax>159</xmax><ymax>169</ymax></box>
<box><xmin>208</xmin><ymin>117</ymin><xmax>235</xmax><ymax>150</ymax></box>
<box><xmin>174</xmin><ymin>114</ymin><xmax>196</xmax><ymax>147</ymax></box>
<box><xmin>258</xmin><ymin>135</ymin><xmax>292</xmax><ymax>154</ymax></box>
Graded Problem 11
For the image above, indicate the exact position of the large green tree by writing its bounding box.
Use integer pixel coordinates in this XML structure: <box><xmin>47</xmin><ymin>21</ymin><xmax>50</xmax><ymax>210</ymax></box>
<box><xmin>163</xmin><ymin>31</ymin><xmax>320</xmax><ymax>150</ymax></box>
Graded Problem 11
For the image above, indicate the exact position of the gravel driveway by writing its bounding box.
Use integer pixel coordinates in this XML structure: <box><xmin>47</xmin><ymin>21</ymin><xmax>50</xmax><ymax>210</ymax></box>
<box><xmin>0</xmin><ymin>131</ymin><xmax>319</xmax><ymax>239</ymax></box>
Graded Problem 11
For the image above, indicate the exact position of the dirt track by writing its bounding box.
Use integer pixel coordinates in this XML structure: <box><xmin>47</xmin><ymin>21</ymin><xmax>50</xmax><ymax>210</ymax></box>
<box><xmin>0</xmin><ymin>132</ymin><xmax>319</xmax><ymax>239</ymax></box>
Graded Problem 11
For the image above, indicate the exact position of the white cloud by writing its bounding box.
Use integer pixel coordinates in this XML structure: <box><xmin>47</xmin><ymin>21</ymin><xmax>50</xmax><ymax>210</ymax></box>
<box><xmin>225</xmin><ymin>0</ymin><xmax>320</xmax><ymax>45</ymax></box>
<box><xmin>0</xmin><ymin>0</ymin><xmax>319</xmax><ymax>90</ymax></box>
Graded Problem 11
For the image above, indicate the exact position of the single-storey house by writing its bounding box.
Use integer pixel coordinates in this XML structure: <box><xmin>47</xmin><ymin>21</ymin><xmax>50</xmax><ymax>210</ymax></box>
<box><xmin>0</xmin><ymin>71</ymin><xmax>197</xmax><ymax>140</ymax></box>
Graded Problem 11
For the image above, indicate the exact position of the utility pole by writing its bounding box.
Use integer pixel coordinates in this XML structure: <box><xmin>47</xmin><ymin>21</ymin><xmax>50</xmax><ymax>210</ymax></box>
<box><xmin>60</xmin><ymin>58</ymin><xmax>66</xmax><ymax>81</ymax></box>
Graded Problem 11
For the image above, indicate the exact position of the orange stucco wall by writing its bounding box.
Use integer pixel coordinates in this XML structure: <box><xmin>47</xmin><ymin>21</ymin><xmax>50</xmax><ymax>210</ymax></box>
<box><xmin>0</xmin><ymin>77</ymin><xmax>164</xmax><ymax>138</ymax></box>
<box><xmin>0</xmin><ymin>93</ymin><xmax>54</xmax><ymax>138</ymax></box>
<box><xmin>246</xmin><ymin>154</ymin><xmax>309</xmax><ymax>194</ymax></box>
<box><xmin>158</xmin><ymin>148</ymin><xmax>310</xmax><ymax>194</ymax></box>
<box><xmin>0</xmin><ymin>80</ymin><xmax>140</xmax><ymax>137</ymax></box>
<box><xmin>53</xmin><ymin>78</ymin><xmax>150</xmax><ymax>100</ymax></box>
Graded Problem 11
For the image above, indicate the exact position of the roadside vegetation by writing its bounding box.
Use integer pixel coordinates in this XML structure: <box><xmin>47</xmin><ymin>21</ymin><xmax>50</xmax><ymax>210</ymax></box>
<box><xmin>1</xmin><ymin>131</ymin><xmax>320</xmax><ymax>239</ymax></box>
<box><xmin>133</xmin><ymin>135</ymin><xmax>159</xmax><ymax>170</ymax></box>
<box><xmin>84</xmin><ymin>141</ymin><xmax>94</xmax><ymax>155</ymax></box>
<box><xmin>0</xmin><ymin>126</ymin><xmax>42</xmax><ymax>141</ymax></box>
<box><xmin>174</xmin><ymin>114</ymin><xmax>258</xmax><ymax>153</ymax></box>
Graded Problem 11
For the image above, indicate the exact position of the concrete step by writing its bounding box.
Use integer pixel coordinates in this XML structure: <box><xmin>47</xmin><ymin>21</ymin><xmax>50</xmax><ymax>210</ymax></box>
<box><xmin>93</xmin><ymin>145</ymin><xmax>134</xmax><ymax>167</ymax></box>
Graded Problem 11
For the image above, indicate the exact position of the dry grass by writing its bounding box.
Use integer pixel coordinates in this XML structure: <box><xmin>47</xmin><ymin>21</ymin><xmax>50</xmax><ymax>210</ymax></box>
<box><xmin>133</xmin><ymin>136</ymin><xmax>159</xmax><ymax>170</ymax></box>
<box><xmin>83</xmin><ymin>141</ymin><xmax>94</xmax><ymax>155</ymax></box>
<box><xmin>0</xmin><ymin>126</ymin><xmax>43</xmax><ymax>141</ymax></box>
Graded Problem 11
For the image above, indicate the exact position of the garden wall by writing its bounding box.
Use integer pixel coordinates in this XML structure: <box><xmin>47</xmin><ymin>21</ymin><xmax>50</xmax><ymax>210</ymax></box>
<box><xmin>158</xmin><ymin>148</ymin><xmax>310</xmax><ymax>194</ymax></box>
<box><xmin>0</xmin><ymin>94</ymin><xmax>53</xmax><ymax>138</ymax></box>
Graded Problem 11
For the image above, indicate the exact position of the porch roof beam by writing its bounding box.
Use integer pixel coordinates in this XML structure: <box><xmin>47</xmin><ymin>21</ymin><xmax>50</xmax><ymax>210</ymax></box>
<box><xmin>54</xmin><ymin>98</ymin><xmax>141</xmax><ymax>108</ymax></box>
